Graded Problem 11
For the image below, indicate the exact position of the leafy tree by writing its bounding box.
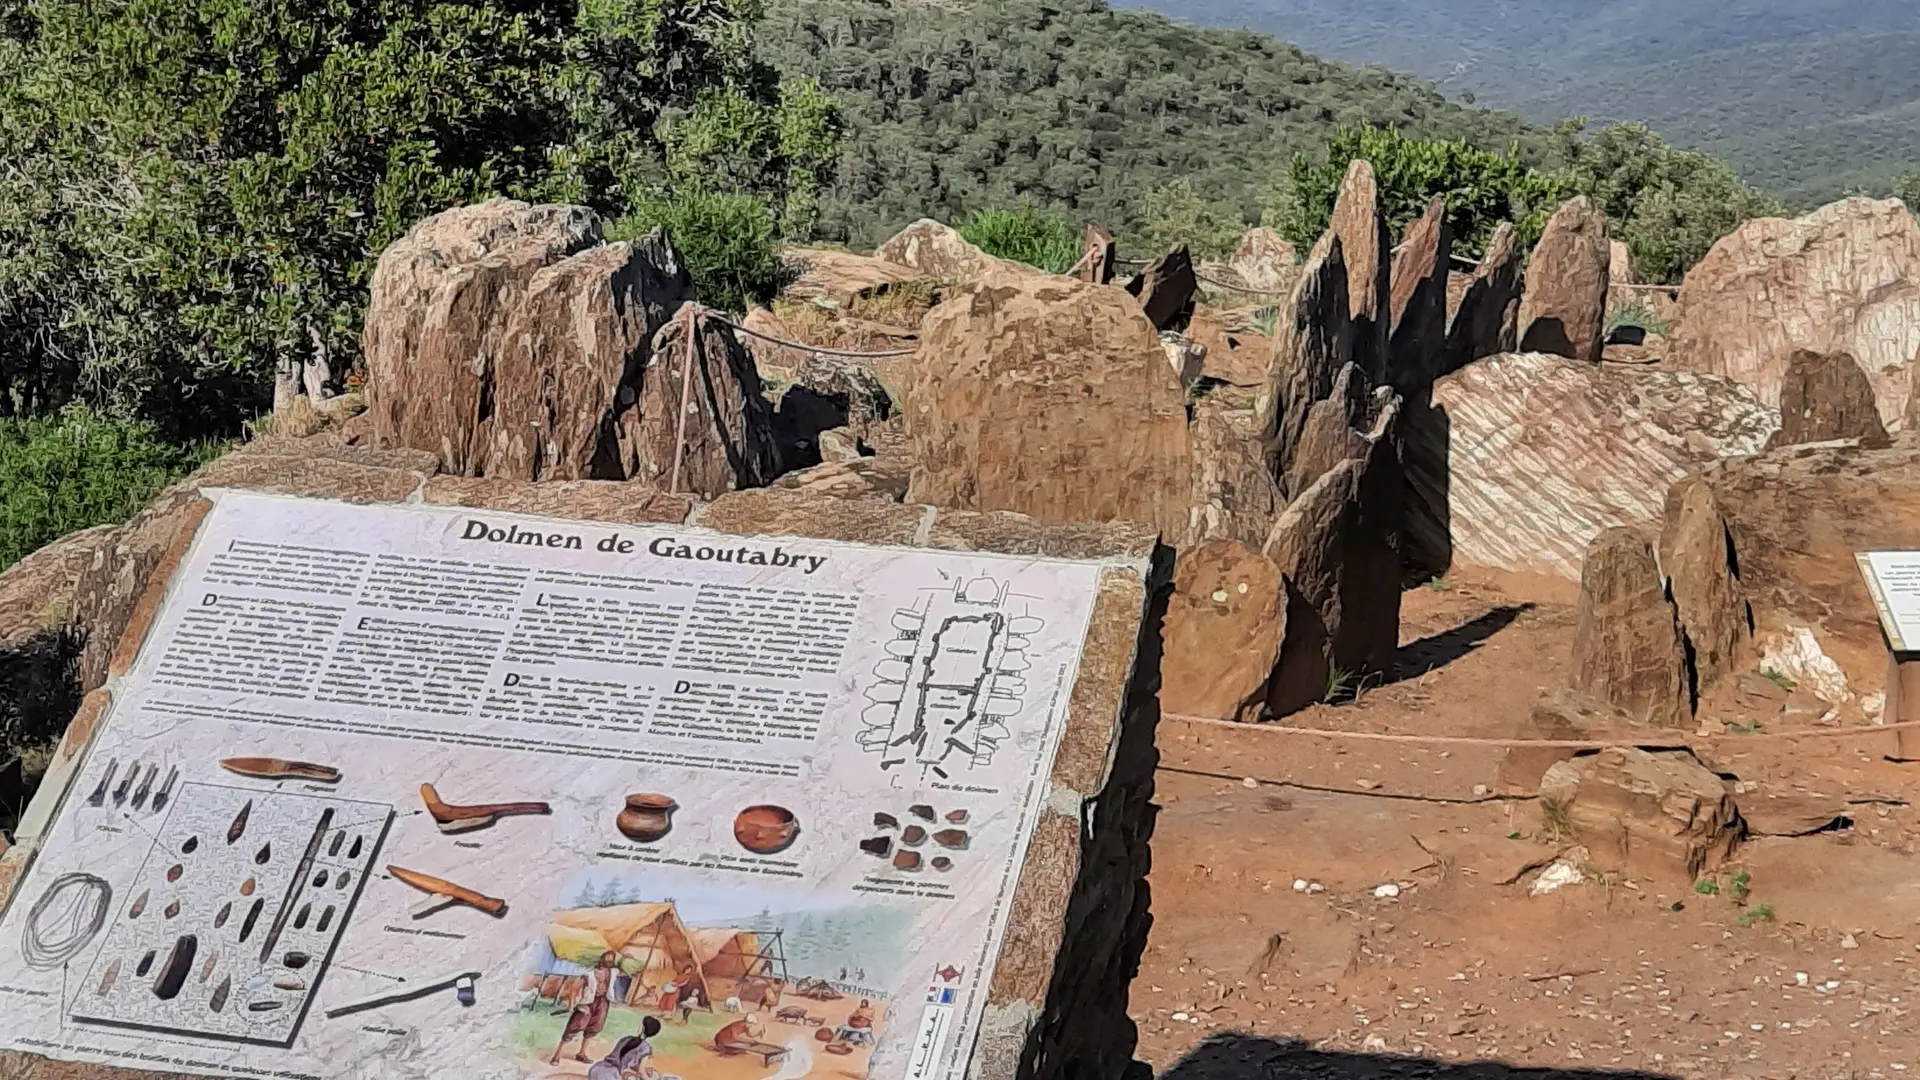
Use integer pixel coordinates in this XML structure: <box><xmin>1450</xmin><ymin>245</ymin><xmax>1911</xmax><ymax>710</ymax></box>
<box><xmin>1551</xmin><ymin>120</ymin><xmax>1786</xmax><ymax>284</ymax></box>
<box><xmin>0</xmin><ymin>406</ymin><xmax>223</xmax><ymax>571</ymax></box>
<box><xmin>1135</xmin><ymin>180</ymin><xmax>1245</xmax><ymax>260</ymax></box>
<box><xmin>1897</xmin><ymin>170</ymin><xmax>1920</xmax><ymax>213</ymax></box>
<box><xmin>1263</xmin><ymin>125</ymin><xmax>1560</xmax><ymax>256</ymax></box>
<box><xmin>959</xmin><ymin>206</ymin><xmax>1082</xmax><ymax>274</ymax></box>
<box><xmin>0</xmin><ymin>0</ymin><xmax>837</xmax><ymax>438</ymax></box>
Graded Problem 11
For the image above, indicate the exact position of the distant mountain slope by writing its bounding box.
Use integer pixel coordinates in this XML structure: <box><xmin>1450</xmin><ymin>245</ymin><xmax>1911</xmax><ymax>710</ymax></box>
<box><xmin>756</xmin><ymin>0</ymin><xmax>1546</xmax><ymax>249</ymax></box>
<box><xmin>1113</xmin><ymin>0</ymin><xmax>1920</xmax><ymax>205</ymax></box>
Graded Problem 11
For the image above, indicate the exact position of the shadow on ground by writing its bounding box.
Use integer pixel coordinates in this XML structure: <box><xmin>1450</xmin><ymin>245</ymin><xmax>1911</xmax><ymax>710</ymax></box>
<box><xmin>1387</xmin><ymin>603</ymin><xmax>1535</xmax><ymax>685</ymax></box>
<box><xmin>1156</xmin><ymin>1034</ymin><xmax>1673</xmax><ymax>1080</ymax></box>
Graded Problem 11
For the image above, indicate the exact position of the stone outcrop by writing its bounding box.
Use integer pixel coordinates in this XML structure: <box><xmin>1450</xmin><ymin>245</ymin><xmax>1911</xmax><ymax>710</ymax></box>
<box><xmin>485</xmin><ymin>235</ymin><xmax>692</xmax><ymax>482</ymax></box>
<box><xmin>1261</xmin><ymin>391</ymin><xmax>1403</xmax><ymax>715</ymax></box>
<box><xmin>905</xmin><ymin>276</ymin><xmax>1194</xmax><ymax>542</ymax></box>
<box><xmin>781</xmin><ymin>247</ymin><xmax>926</xmax><ymax>306</ymax></box>
<box><xmin>1185</xmin><ymin>307</ymin><xmax>1270</xmax><ymax>388</ymax></box>
<box><xmin>1124</xmin><ymin>245</ymin><xmax>1198</xmax><ymax>331</ymax></box>
<box><xmin>1570</xmin><ymin>527</ymin><xmax>1691</xmax><ymax>727</ymax></box>
<box><xmin>1496</xmin><ymin>688</ymin><xmax>1659</xmax><ymax>793</ymax></box>
<box><xmin>1403</xmin><ymin>352</ymin><xmax>1777</xmax><ymax>580</ymax></box>
<box><xmin>629</xmin><ymin>313</ymin><xmax>784</xmax><ymax>495</ymax></box>
<box><xmin>1659</xmin><ymin>476</ymin><xmax>1752</xmax><ymax>695</ymax></box>
<box><xmin>1186</xmin><ymin>401</ymin><xmax>1284</xmax><ymax>550</ymax></box>
<box><xmin>1329</xmin><ymin>161</ymin><xmax>1391</xmax><ymax>384</ymax></box>
<box><xmin>1256</xmin><ymin>233</ymin><xmax>1351</xmax><ymax>473</ymax></box>
<box><xmin>1386</xmin><ymin>196</ymin><xmax>1452</xmax><ymax>397</ymax></box>
<box><xmin>363</xmin><ymin>198</ymin><xmax>600</xmax><ymax>474</ymax></box>
<box><xmin>1668</xmin><ymin>198</ymin><xmax>1920</xmax><ymax>426</ymax></box>
<box><xmin>1682</xmin><ymin>441</ymin><xmax>1920</xmax><ymax>704</ymax></box>
<box><xmin>1228</xmin><ymin>227</ymin><xmax>1297</xmax><ymax>294</ymax></box>
<box><xmin>1767</xmin><ymin>349</ymin><xmax>1890</xmax><ymax>448</ymax></box>
<box><xmin>1442</xmin><ymin>223</ymin><xmax>1522</xmax><ymax>376</ymax></box>
<box><xmin>875</xmin><ymin>218</ymin><xmax>1030</xmax><ymax>283</ymax></box>
<box><xmin>1539</xmin><ymin>748</ymin><xmax>1742</xmax><ymax>880</ymax></box>
<box><xmin>1517</xmin><ymin>197</ymin><xmax>1610</xmax><ymax>363</ymax></box>
<box><xmin>1161</xmin><ymin>539</ymin><xmax>1286</xmax><ymax>721</ymax></box>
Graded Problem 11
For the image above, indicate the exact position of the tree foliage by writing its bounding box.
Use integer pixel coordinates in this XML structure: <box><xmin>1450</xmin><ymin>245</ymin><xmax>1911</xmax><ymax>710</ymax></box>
<box><xmin>958</xmin><ymin>207</ymin><xmax>1082</xmax><ymax>274</ymax></box>
<box><xmin>1896</xmin><ymin>170</ymin><xmax>1920</xmax><ymax>213</ymax></box>
<box><xmin>1550</xmin><ymin>120</ymin><xmax>1786</xmax><ymax>284</ymax></box>
<box><xmin>755</xmin><ymin>0</ymin><xmax>1544</xmax><ymax>252</ymax></box>
<box><xmin>0</xmin><ymin>407</ymin><xmax>223</xmax><ymax>571</ymax></box>
<box><xmin>1263</xmin><ymin>125</ymin><xmax>1560</xmax><ymax>255</ymax></box>
<box><xmin>611</xmin><ymin>192</ymin><xmax>784</xmax><ymax>313</ymax></box>
<box><xmin>0</xmin><ymin>0</ymin><xmax>836</xmax><ymax>437</ymax></box>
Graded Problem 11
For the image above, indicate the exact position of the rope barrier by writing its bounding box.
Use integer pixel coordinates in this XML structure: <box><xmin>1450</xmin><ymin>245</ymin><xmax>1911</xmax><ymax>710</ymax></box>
<box><xmin>707</xmin><ymin>311</ymin><xmax>920</xmax><ymax>359</ymax></box>
<box><xmin>1162</xmin><ymin>710</ymin><xmax>1920</xmax><ymax>749</ymax></box>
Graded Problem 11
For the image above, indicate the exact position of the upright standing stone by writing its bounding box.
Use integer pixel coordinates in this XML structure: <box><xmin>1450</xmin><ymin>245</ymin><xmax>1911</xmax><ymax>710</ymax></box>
<box><xmin>1330</xmin><ymin>160</ymin><xmax>1391</xmax><ymax>384</ymax></box>
<box><xmin>1659</xmin><ymin>475</ymin><xmax>1751</xmax><ymax>694</ymax></box>
<box><xmin>1161</xmin><ymin>540</ymin><xmax>1286</xmax><ymax>721</ymax></box>
<box><xmin>1079</xmin><ymin>223</ymin><xmax>1116</xmax><ymax>285</ymax></box>
<box><xmin>1768</xmin><ymin>349</ymin><xmax>1890</xmax><ymax>448</ymax></box>
<box><xmin>631</xmin><ymin>312</ymin><xmax>784</xmax><ymax>496</ymax></box>
<box><xmin>1229</xmin><ymin>227</ymin><xmax>1298</xmax><ymax>294</ymax></box>
<box><xmin>1518</xmin><ymin>197</ymin><xmax>1611</xmax><ymax>363</ymax></box>
<box><xmin>1124</xmin><ymin>245</ymin><xmax>1198</xmax><ymax>331</ymax></box>
<box><xmin>363</xmin><ymin>199</ymin><xmax>601</xmax><ymax>474</ymax></box>
<box><xmin>1442</xmin><ymin>223</ymin><xmax>1522</xmax><ymax>375</ymax></box>
<box><xmin>1256</xmin><ymin>233</ymin><xmax>1352</xmax><ymax>476</ymax></box>
<box><xmin>1570</xmin><ymin>527</ymin><xmax>1691</xmax><ymax>727</ymax></box>
<box><xmin>1386</xmin><ymin>196</ymin><xmax>1453</xmax><ymax>396</ymax></box>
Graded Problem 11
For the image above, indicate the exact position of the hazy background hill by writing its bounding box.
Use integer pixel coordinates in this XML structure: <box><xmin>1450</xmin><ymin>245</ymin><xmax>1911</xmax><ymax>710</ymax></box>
<box><xmin>1112</xmin><ymin>0</ymin><xmax>1920</xmax><ymax>206</ymax></box>
<box><xmin>756</xmin><ymin>0</ymin><xmax>1546</xmax><ymax>249</ymax></box>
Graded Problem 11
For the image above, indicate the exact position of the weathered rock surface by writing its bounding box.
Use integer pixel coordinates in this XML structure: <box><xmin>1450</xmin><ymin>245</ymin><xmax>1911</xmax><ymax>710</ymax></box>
<box><xmin>771</xmin><ymin>354</ymin><xmax>896</xmax><ymax>469</ymax></box>
<box><xmin>1403</xmin><ymin>352</ymin><xmax>1778</xmax><ymax>580</ymax></box>
<box><xmin>1256</xmin><ymin>233</ymin><xmax>1351</xmax><ymax>473</ymax></box>
<box><xmin>1659</xmin><ymin>476</ymin><xmax>1751</xmax><ymax>695</ymax></box>
<box><xmin>1669</xmin><ymin>198</ymin><xmax>1920</xmax><ymax>425</ymax></box>
<box><xmin>630</xmin><ymin>313</ymin><xmax>784</xmax><ymax>496</ymax></box>
<box><xmin>1228</xmin><ymin>227</ymin><xmax>1297</xmax><ymax>294</ymax></box>
<box><xmin>1570</xmin><ymin>528</ymin><xmax>1691</xmax><ymax>727</ymax></box>
<box><xmin>875</xmin><ymin>219</ymin><xmax>1029</xmax><ymax>283</ymax></box>
<box><xmin>1766</xmin><ymin>349</ymin><xmax>1890</xmax><ymax>448</ymax></box>
<box><xmin>485</xmin><ymin>236</ymin><xmax>691</xmax><ymax>481</ymax></box>
<box><xmin>1386</xmin><ymin>196</ymin><xmax>1452</xmax><ymax>396</ymax></box>
<box><xmin>1539</xmin><ymin>747</ymin><xmax>1742</xmax><ymax>880</ymax></box>
<box><xmin>363</xmin><ymin>198</ymin><xmax>601</xmax><ymax>474</ymax></box>
<box><xmin>1609</xmin><ymin>239</ymin><xmax>1637</xmax><ymax>286</ymax></box>
<box><xmin>1442</xmin><ymin>223</ymin><xmax>1521</xmax><ymax>376</ymax></box>
<box><xmin>1330</xmin><ymin>161</ymin><xmax>1391</xmax><ymax>384</ymax></box>
<box><xmin>1518</xmin><ymin>197</ymin><xmax>1610</xmax><ymax>363</ymax></box>
<box><xmin>1125</xmin><ymin>246</ymin><xmax>1198</xmax><ymax>331</ymax></box>
<box><xmin>1685</xmin><ymin>441</ymin><xmax>1920</xmax><ymax>704</ymax></box>
<box><xmin>1186</xmin><ymin>307</ymin><xmax>1270</xmax><ymax>387</ymax></box>
<box><xmin>781</xmin><ymin>247</ymin><xmax>926</xmax><ymax>306</ymax></box>
<box><xmin>1496</xmin><ymin>688</ymin><xmax>1665</xmax><ymax>793</ymax></box>
<box><xmin>1161</xmin><ymin>540</ymin><xmax>1285</xmax><ymax>721</ymax></box>
<box><xmin>906</xmin><ymin>277</ymin><xmax>1194</xmax><ymax>542</ymax></box>
<box><xmin>1187</xmin><ymin>401</ymin><xmax>1284</xmax><ymax>550</ymax></box>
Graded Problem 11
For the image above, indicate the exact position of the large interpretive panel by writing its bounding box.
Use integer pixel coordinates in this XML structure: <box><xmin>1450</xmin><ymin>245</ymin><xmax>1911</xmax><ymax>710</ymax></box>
<box><xmin>0</xmin><ymin>491</ymin><xmax>1108</xmax><ymax>1080</ymax></box>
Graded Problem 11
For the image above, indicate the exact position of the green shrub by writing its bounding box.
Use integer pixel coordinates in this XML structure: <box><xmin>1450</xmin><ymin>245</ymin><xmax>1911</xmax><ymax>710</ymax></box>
<box><xmin>0</xmin><ymin>407</ymin><xmax>223</xmax><ymax>572</ymax></box>
<box><xmin>959</xmin><ymin>206</ymin><xmax>1082</xmax><ymax>274</ymax></box>
<box><xmin>1135</xmin><ymin>179</ymin><xmax>1246</xmax><ymax>260</ymax></box>
<box><xmin>1265</xmin><ymin>125</ymin><xmax>1560</xmax><ymax>256</ymax></box>
<box><xmin>1897</xmin><ymin>170</ymin><xmax>1920</xmax><ymax>213</ymax></box>
<box><xmin>612</xmin><ymin>193</ymin><xmax>784</xmax><ymax>314</ymax></box>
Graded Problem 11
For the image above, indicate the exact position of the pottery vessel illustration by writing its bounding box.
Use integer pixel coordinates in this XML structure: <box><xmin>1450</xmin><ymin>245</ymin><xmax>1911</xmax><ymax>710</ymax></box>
<box><xmin>733</xmin><ymin>805</ymin><xmax>799</xmax><ymax>854</ymax></box>
<box><xmin>617</xmin><ymin>794</ymin><xmax>677</xmax><ymax>842</ymax></box>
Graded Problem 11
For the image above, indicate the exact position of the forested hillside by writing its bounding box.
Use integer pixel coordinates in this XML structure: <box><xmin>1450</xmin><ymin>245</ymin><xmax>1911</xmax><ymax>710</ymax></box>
<box><xmin>756</xmin><ymin>0</ymin><xmax>1546</xmax><ymax>249</ymax></box>
<box><xmin>1114</xmin><ymin>0</ymin><xmax>1920</xmax><ymax>206</ymax></box>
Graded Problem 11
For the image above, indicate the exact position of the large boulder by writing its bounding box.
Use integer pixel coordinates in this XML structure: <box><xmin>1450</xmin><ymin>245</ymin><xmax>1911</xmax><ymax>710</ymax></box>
<box><xmin>1517</xmin><ymin>197</ymin><xmax>1610</xmax><ymax>363</ymax></box>
<box><xmin>905</xmin><ymin>276</ymin><xmax>1194</xmax><ymax>542</ymax></box>
<box><xmin>1539</xmin><ymin>747</ymin><xmax>1742</xmax><ymax>881</ymax></box>
<box><xmin>485</xmin><ymin>235</ymin><xmax>692</xmax><ymax>482</ymax></box>
<box><xmin>876</xmin><ymin>218</ymin><xmax>1032</xmax><ymax>284</ymax></box>
<box><xmin>1185</xmin><ymin>307</ymin><xmax>1270</xmax><ymax>388</ymax></box>
<box><xmin>1766</xmin><ymin>348</ymin><xmax>1890</xmax><ymax>448</ymax></box>
<box><xmin>362</xmin><ymin>199</ymin><xmax>601</xmax><ymax>474</ymax></box>
<box><xmin>1161</xmin><ymin>540</ymin><xmax>1286</xmax><ymax>721</ymax></box>
<box><xmin>1570</xmin><ymin>527</ymin><xmax>1691</xmax><ymax>727</ymax></box>
<box><xmin>781</xmin><ymin>247</ymin><xmax>927</xmax><ymax>307</ymax></box>
<box><xmin>1403</xmin><ymin>352</ymin><xmax>1778</xmax><ymax>580</ymax></box>
<box><xmin>1668</xmin><ymin>198</ymin><xmax>1920</xmax><ymax>426</ymax></box>
<box><xmin>1228</xmin><ymin>227</ymin><xmax>1297</xmax><ymax>294</ymax></box>
<box><xmin>1685</xmin><ymin>441</ymin><xmax>1920</xmax><ymax>706</ymax></box>
<box><xmin>1441</xmin><ymin>222</ymin><xmax>1521</xmax><ymax>376</ymax></box>
<box><xmin>1386</xmin><ymin>196</ymin><xmax>1453</xmax><ymax>398</ymax></box>
<box><xmin>1329</xmin><ymin>161</ymin><xmax>1391</xmax><ymax>384</ymax></box>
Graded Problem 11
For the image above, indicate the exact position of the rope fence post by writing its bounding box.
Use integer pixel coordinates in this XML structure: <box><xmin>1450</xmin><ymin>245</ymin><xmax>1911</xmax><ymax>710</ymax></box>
<box><xmin>667</xmin><ymin>302</ymin><xmax>700</xmax><ymax>495</ymax></box>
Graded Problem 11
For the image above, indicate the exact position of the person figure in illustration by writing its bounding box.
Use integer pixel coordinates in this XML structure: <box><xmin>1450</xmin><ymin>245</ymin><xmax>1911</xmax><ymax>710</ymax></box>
<box><xmin>847</xmin><ymin>999</ymin><xmax>874</xmax><ymax>1030</ymax></box>
<box><xmin>589</xmin><ymin>1016</ymin><xmax>664</xmax><ymax>1080</ymax></box>
<box><xmin>712</xmin><ymin>1013</ymin><xmax>764</xmax><ymax>1056</ymax></box>
<box><xmin>759</xmin><ymin>980</ymin><xmax>781</xmax><ymax>1012</ymax></box>
<box><xmin>552</xmin><ymin>952</ymin><xmax>620</xmax><ymax>1065</ymax></box>
<box><xmin>656</xmin><ymin>976</ymin><xmax>680</xmax><ymax>1015</ymax></box>
<box><xmin>839</xmin><ymin>967</ymin><xmax>847</xmax><ymax>981</ymax></box>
